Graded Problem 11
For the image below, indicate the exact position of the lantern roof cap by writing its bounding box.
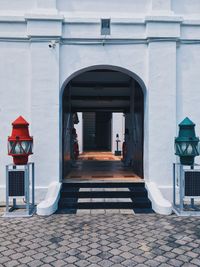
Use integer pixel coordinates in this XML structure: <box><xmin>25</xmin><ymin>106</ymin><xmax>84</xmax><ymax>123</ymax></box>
<box><xmin>179</xmin><ymin>117</ymin><xmax>195</xmax><ymax>127</ymax></box>
<box><xmin>12</xmin><ymin>116</ymin><xmax>29</xmax><ymax>126</ymax></box>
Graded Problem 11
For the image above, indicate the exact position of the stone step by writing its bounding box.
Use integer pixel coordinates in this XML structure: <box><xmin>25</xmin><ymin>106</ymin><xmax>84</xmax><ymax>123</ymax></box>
<box><xmin>62</xmin><ymin>182</ymin><xmax>145</xmax><ymax>188</ymax></box>
<box><xmin>60</xmin><ymin>189</ymin><xmax>148</xmax><ymax>198</ymax></box>
<box><xmin>58</xmin><ymin>181</ymin><xmax>153</xmax><ymax>213</ymax></box>
<box><xmin>59</xmin><ymin>197</ymin><xmax>152</xmax><ymax>209</ymax></box>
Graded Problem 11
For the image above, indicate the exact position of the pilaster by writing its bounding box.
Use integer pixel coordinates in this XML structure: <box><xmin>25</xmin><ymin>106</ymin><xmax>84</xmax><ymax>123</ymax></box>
<box><xmin>147</xmin><ymin>41</ymin><xmax>177</xmax><ymax>187</ymax></box>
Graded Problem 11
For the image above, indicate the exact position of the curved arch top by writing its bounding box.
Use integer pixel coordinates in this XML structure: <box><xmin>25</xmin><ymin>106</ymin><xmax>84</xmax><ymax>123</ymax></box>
<box><xmin>60</xmin><ymin>64</ymin><xmax>147</xmax><ymax>97</ymax></box>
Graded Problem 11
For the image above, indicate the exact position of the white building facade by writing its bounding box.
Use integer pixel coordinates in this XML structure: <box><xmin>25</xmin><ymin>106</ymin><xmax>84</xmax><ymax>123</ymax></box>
<box><xmin>1</xmin><ymin>0</ymin><xmax>200</xmax><ymax>213</ymax></box>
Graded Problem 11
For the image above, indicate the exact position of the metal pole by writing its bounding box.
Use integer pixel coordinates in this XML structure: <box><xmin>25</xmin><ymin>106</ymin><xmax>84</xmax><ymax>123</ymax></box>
<box><xmin>190</xmin><ymin>165</ymin><xmax>195</xmax><ymax>209</ymax></box>
<box><xmin>25</xmin><ymin>165</ymin><xmax>30</xmax><ymax>215</ymax></box>
<box><xmin>13</xmin><ymin>198</ymin><xmax>16</xmax><ymax>209</ymax></box>
<box><xmin>173</xmin><ymin>163</ymin><xmax>176</xmax><ymax>207</ymax></box>
<box><xmin>180</xmin><ymin>165</ymin><xmax>184</xmax><ymax>211</ymax></box>
<box><xmin>32</xmin><ymin>163</ymin><xmax>35</xmax><ymax>208</ymax></box>
<box><xmin>6</xmin><ymin>165</ymin><xmax>9</xmax><ymax>213</ymax></box>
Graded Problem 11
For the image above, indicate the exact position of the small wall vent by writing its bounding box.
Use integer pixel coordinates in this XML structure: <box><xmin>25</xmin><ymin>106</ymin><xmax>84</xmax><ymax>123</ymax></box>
<box><xmin>101</xmin><ymin>18</ymin><xmax>111</xmax><ymax>35</ymax></box>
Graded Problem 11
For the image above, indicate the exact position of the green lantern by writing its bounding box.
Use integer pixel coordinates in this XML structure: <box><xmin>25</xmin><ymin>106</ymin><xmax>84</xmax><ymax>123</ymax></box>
<box><xmin>175</xmin><ymin>117</ymin><xmax>199</xmax><ymax>166</ymax></box>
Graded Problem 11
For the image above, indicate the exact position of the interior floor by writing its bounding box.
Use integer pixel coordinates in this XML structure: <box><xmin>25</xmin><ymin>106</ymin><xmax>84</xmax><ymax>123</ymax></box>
<box><xmin>78</xmin><ymin>151</ymin><xmax>121</xmax><ymax>161</ymax></box>
<box><xmin>63</xmin><ymin>152</ymin><xmax>143</xmax><ymax>183</ymax></box>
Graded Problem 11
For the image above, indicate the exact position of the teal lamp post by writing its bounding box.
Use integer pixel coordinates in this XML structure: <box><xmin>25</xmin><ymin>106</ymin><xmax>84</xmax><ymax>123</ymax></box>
<box><xmin>175</xmin><ymin>117</ymin><xmax>199</xmax><ymax>166</ymax></box>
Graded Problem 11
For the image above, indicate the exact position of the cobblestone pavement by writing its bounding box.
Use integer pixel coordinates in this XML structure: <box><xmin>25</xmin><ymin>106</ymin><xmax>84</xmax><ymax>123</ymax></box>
<box><xmin>0</xmin><ymin>209</ymin><xmax>200</xmax><ymax>267</ymax></box>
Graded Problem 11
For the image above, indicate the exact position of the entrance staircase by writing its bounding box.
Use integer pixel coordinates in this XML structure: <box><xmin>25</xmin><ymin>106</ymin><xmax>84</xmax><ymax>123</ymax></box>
<box><xmin>57</xmin><ymin>182</ymin><xmax>154</xmax><ymax>214</ymax></box>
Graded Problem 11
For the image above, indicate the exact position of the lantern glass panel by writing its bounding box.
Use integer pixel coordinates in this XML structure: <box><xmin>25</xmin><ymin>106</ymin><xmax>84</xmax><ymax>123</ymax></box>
<box><xmin>175</xmin><ymin>143</ymin><xmax>182</xmax><ymax>155</ymax></box>
<box><xmin>14</xmin><ymin>142</ymin><xmax>23</xmax><ymax>154</ymax></box>
<box><xmin>187</xmin><ymin>144</ymin><xmax>193</xmax><ymax>155</ymax></box>
<box><xmin>8</xmin><ymin>141</ymin><xmax>14</xmax><ymax>154</ymax></box>
<box><xmin>21</xmin><ymin>141</ymin><xmax>33</xmax><ymax>153</ymax></box>
<box><xmin>180</xmin><ymin>142</ymin><xmax>187</xmax><ymax>153</ymax></box>
<box><xmin>29</xmin><ymin>142</ymin><xmax>33</xmax><ymax>153</ymax></box>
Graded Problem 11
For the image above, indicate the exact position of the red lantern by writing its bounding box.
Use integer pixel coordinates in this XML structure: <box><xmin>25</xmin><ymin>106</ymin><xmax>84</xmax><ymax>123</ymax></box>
<box><xmin>8</xmin><ymin>116</ymin><xmax>33</xmax><ymax>165</ymax></box>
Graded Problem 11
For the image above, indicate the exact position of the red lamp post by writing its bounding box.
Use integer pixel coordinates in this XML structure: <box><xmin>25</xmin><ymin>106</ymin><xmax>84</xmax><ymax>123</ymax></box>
<box><xmin>8</xmin><ymin>116</ymin><xmax>33</xmax><ymax>165</ymax></box>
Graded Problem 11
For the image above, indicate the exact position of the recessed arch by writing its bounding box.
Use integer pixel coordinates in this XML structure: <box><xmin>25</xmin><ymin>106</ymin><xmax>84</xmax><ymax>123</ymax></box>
<box><xmin>60</xmin><ymin>65</ymin><xmax>147</xmax><ymax>97</ymax></box>
<box><xmin>59</xmin><ymin>65</ymin><xmax>147</xmax><ymax>182</ymax></box>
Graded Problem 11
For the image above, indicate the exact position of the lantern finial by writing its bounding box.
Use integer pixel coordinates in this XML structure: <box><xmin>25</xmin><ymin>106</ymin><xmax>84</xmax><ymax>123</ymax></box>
<box><xmin>12</xmin><ymin>116</ymin><xmax>29</xmax><ymax>126</ymax></box>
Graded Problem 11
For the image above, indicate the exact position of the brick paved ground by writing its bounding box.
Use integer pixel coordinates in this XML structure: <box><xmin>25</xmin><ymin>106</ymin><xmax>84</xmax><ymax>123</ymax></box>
<box><xmin>0</xmin><ymin>209</ymin><xmax>200</xmax><ymax>267</ymax></box>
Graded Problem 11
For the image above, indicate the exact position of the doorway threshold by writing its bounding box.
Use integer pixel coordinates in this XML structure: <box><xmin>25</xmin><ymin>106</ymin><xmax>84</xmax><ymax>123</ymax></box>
<box><xmin>63</xmin><ymin>178</ymin><xmax>144</xmax><ymax>183</ymax></box>
<box><xmin>63</xmin><ymin>154</ymin><xmax>143</xmax><ymax>183</ymax></box>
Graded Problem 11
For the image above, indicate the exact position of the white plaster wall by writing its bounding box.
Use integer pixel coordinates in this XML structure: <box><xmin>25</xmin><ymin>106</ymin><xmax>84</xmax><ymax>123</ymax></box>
<box><xmin>172</xmin><ymin>0</ymin><xmax>200</xmax><ymax>15</ymax></box>
<box><xmin>0</xmin><ymin>42</ymin><xmax>30</xmax><ymax>203</ymax></box>
<box><xmin>60</xmin><ymin>44</ymin><xmax>147</xmax><ymax>88</ymax></box>
<box><xmin>0</xmin><ymin>1</ymin><xmax>37</xmax><ymax>11</ymax></box>
<box><xmin>30</xmin><ymin>42</ymin><xmax>60</xmax><ymax>202</ymax></box>
<box><xmin>57</xmin><ymin>0</ymin><xmax>150</xmax><ymax>14</ymax></box>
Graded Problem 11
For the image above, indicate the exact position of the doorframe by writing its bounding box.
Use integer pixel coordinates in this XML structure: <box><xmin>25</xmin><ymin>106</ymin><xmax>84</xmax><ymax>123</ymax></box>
<box><xmin>59</xmin><ymin>65</ymin><xmax>147</xmax><ymax>182</ymax></box>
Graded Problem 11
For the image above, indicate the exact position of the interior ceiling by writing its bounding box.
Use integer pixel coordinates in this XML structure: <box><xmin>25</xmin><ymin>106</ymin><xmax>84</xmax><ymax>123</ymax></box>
<box><xmin>64</xmin><ymin>69</ymin><xmax>137</xmax><ymax>112</ymax></box>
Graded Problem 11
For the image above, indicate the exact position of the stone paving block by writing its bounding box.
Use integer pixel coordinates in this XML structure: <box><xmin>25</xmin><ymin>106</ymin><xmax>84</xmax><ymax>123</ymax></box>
<box><xmin>87</xmin><ymin>255</ymin><xmax>101</xmax><ymax>263</ymax></box>
<box><xmin>88</xmin><ymin>248</ymin><xmax>101</xmax><ymax>256</ymax></box>
<box><xmin>88</xmin><ymin>264</ymin><xmax>101</xmax><ymax>267</ymax></box>
<box><xmin>99</xmin><ymin>259</ymin><xmax>113</xmax><ymax>267</ymax></box>
<box><xmin>159</xmin><ymin>264</ymin><xmax>173</xmax><ymax>267</ymax></box>
<box><xmin>19</xmin><ymin>256</ymin><xmax>34</xmax><ymax>264</ymax></box>
<box><xmin>110</xmin><ymin>255</ymin><xmax>124</xmax><ymax>263</ymax></box>
<box><xmin>105</xmin><ymin>209</ymin><xmax>120</xmax><ymax>214</ymax></box>
<box><xmin>77</xmin><ymin>252</ymin><xmax>90</xmax><ymax>260</ymax></box>
<box><xmin>10</xmin><ymin>253</ymin><xmax>24</xmax><ymax>260</ymax></box>
<box><xmin>120</xmin><ymin>209</ymin><xmax>134</xmax><ymax>214</ymax></box>
<box><xmin>168</xmin><ymin>259</ymin><xmax>183</xmax><ymax>267</ymax></box>
<box><xmin>32</xmin><ymin>252</ymin><xmax>46</xmax><ymax>260</ymax></box>
<box><xmin>185</xmin><ymin>251</ymin><xmax>199</xmax><ymax>258</ymax></box>
<box><xmin>146</xmin><ymin>259</ymin><xmax>161</xmax><ymax>266</ymax></box>
<box><xmin>121</xmin><ymin>259</ymin><xmax>139</xmax><ymax>266</ymax></box>
<box><xmin>28</xmin><ymin>259</ymin><xmax>44</xmax><ymax>267</ymax></box>
<box><xmin>51</xmin><ymin>259</ymin><xmax>66</xmax><ymax>267</ymax></box>
<box><xmin>120</xmin><ymin>251</ymin><xmax>134</xmax><ymax>259</ymax></box>
<box><xmin>90</xmin><ymin>209</ymin><xmax>105</xmax><ymax>214</ymax></box>
<box><xmin>5</xmin><ymin>260</ymin><xmax>20</xmax><ymax>267</ymax></box>
<box><xmin>191</xmin><ymin>258</ymin><xmax>200</xmax><ymax>266</ymax></box>
<box><xmin>0</xmin><ymin>214</ymin><xmax>200</xmax><ymax>266</ymax></box>
<box><xmin>76</xmin><ymin>259</ymin><xmax>90</xmax><ymax>266</ymax></box>
<box><xmin>133</xmin><ymin>255</ymin><xmax>147</xmax><ymax>263</ymax></box>
<box><xmin>154</xmin><ymin>255</ymin><xmax>168</xmax><ymax>263</ymax></box>
<box><xmin>64</xmin><ymin>256</ymin><xmax>77</xmax><ymax>263</ymax></box>
<box><xmin>182</xmin><ymin>264</ymin><xmax>197</xmax><ymax>267</ymax></box>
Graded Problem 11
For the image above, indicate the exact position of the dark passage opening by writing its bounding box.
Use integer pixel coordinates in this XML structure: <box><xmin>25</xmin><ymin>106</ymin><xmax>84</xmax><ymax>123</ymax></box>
<box><xmin>83</xmin><ymin>112</ymin><xmax>112</xmax><ymax>151</ymax></box>
<box><xmin>62</xmin><ymin>68</ymin><xmax>145</xmax><ymax>179</ymax></box>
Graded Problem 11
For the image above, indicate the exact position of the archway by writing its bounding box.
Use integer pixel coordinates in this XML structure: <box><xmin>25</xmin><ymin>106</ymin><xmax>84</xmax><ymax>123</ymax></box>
<box><xmin>60</xmin><ymin>65</ymin><xmax>146</xmax><ymax>181</ymax></box>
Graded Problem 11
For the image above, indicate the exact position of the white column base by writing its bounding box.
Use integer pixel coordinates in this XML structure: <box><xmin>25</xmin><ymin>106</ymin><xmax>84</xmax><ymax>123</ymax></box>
<box><xmin>146</xmin><ymin>182</ymin><xmax>172</xmax><ymax>215</ymax></box>
<box><xmin>37</xmin><ymin>182</ymin><xmax>61</xmax><ymax>216</ymax></box>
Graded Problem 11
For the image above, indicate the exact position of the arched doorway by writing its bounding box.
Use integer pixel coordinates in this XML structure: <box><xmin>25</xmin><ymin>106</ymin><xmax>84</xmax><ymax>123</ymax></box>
<box><xmin>61</xmin><ymin>65</ymin><xmax>146</xmax><ymax>182</ymax></box>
